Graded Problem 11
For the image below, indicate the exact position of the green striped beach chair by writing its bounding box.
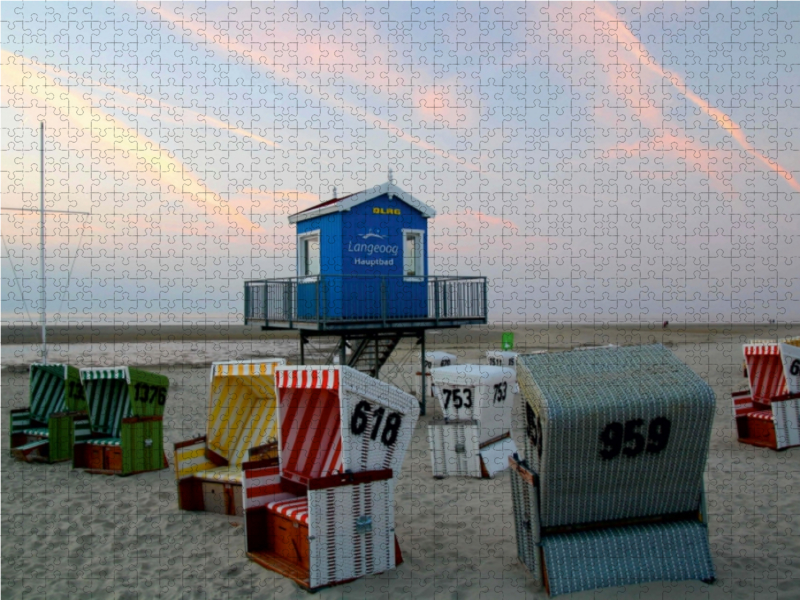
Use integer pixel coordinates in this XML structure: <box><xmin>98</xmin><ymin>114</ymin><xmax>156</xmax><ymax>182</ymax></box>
<box><xmin>73</xmin><ymin>366</ymin><xmax>169</xmax><ymax>475</ymax></box>
<box><xmin>10</xmin><ymin>364</ymin><xmax>88</xmax><ymax>463</ymax></box>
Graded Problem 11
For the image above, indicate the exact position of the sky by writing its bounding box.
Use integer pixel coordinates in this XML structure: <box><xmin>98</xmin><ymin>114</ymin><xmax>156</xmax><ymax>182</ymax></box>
<box><xmin>1</xmin><ymin>1</ymin><xmax>799</xmax><ymax>325</ymax></box>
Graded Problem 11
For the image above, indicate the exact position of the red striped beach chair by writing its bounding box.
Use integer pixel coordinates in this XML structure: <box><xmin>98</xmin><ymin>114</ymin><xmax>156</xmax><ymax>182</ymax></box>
<box><xmin>10</xmin><ymin>364</ymin><xmax>88</xmax><ymax>463</ymax></box>
<box><xmin>174</xmin><ymin>359</ymin><xmax>284</xmax><ymax>516</ymax></box>
<box><xmin>733</xmin><ymin>340</ymin><xmax>800</xmax><ymax>450</ymax></box>
<box><xmin>428</xmin><ymin>365</ymin><xmax>518</xmax><ymax>478</ymax></box>
<box><xmin>243</xmin><ymin>365</ymin><xmax>419</xmax><ymax>591</ymax></box>
<box><xmin>73</xmin><ymin>367</ymin><xmax>169</xmax><ymax>475</ymax></box>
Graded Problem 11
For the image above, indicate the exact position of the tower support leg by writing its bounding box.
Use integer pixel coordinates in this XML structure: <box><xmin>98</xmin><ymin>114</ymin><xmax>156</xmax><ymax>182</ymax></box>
<box><xmin>420</xmin><ymin>332</ymin><xmax>426</xmax><ymax>416</ymax></box>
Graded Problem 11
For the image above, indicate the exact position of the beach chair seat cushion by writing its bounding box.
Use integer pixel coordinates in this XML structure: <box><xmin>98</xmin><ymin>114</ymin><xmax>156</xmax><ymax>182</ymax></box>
<box><xmin>267</xmin><ymin>497</ymin><xmax>309</xmax><ymax>525</ymax></box>
<box><xmin>748</xmin><ymin>410</ymin><xmax>774</xmax><ymax>421</ymax></box>
<box><xmin>193</xmin><ymin>466</ymin><xmax>242</xmax><ymax>485</ymax></box>
<box><xmin>88</xmin><ymin>438</ymin><xmax>121</xmax><ymax>446</ymax></box>
<box><xmin>21</xmin><ymin>428</ymin><xmax>50</xmax><ymax>437</ymax></box>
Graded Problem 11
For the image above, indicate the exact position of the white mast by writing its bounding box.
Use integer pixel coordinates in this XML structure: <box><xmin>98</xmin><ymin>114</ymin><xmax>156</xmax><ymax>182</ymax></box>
<box><xmin>40</xmin><ymin>122</ymin><xmax>47</xmax><ymax>364</ymax></box>
<box><xmin>1</xmin><ymin>124</ymin><xmax>89</xmax><ymax>358</ymax></box>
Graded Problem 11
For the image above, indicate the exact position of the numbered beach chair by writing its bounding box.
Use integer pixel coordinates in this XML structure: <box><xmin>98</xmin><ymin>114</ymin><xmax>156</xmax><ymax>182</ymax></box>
<box><xmin>486</xmin><ymin>350</ymin><xmax>518</xmax><ymax>371</ymax></box>
<box><xmin>73</xmin><ymin>367</ymin><xmax>169</xmax><ymax>475</ymax></box>
<box><xmin>242</xmin><ymin>365</ymin><xmax>419</xmax><ymax>591</ymax></box>
<box><xmin>174</xmin><ymin>359</ymin><xmax>285</xmax><ymax>516</ymax></box>
<box><xmin>733</xmin><ymin>340</ymin><xmax>800</xmax><ymax>450</ymax></box>
<box><xmin>416</xmin><ymin>351</ymin><xmax>457</xmax><ymax>398</ymax></box>
<box><xmin>510</xmin><ymin>344</ymin><xmax>716</xmax><ymax>597</ymax></box>
<box><xmin>428</xmin><ymin>365</ymin><xmax>518</xmax><ymax>478</ymax></box>
<box><xmin>10</xmin><ymin>364</ymin><xmax>88</xmax><ymax>463</ymax></box>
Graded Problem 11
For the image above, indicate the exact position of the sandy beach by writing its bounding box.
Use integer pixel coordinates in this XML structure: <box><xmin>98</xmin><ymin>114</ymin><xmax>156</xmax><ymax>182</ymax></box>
<box><xmin>2</xmin><ymin>323</ymin><xmax>799</xmax><ymax>599</ymax></box>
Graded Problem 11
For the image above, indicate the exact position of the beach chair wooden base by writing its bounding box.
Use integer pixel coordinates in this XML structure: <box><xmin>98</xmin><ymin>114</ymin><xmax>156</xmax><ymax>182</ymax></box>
<box><xmin>75</xmin><ymin>441</ymin><xmax>169</xmax><ymax>476</ymax></box>
<box><xmin>736</xmin><ymin>414</ymin><xmax>778</xmax><ymax>449</ymax></box>
<box><xmin>247</xmin><ymin>535</ymin><xmax>404</xmax><ymax>592</ymax></box>
<box><xmin>734</xmin><ymin>392</ymin><xmax>800</xmax><ymax>451</ymax></box>
<box><xmin>177</xmin><ymin>477</ymin><xmax>247</xmax><ymax>516</ymax></box>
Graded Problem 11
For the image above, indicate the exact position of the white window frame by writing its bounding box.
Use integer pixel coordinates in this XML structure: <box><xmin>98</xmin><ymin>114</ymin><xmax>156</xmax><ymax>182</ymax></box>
<box><xmin>402</xmin><ymin>229</ymin><xmax>425</xmax><ymax>281</ymax></box>
<box><xmin>298</xmin><ymin>230</ymin><xmax>321</xmax><ymax>280</ymax></box>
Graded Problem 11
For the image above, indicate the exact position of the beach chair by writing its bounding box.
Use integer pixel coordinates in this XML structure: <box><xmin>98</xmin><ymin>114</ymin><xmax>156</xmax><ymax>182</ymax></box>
<box><xmin>428</xmin><ymin>365</ymin><xmax>518</xmax><ymax>478</ymax></box>
<box><xmin>733</xmin><ymin>340</ymin><xmax>800</xmax><ymax>450</ymax></box>
<box><xmin>174</xmin><ymin>359</ymin><xmax>285</xmax><ymax>516</ymax></box>
<box><xmin>510</xmin><ymin>344</ymin><xmax>716</xmax><ymax>597</ymax></box>
<box><xmin>242</xmin><ymin>365</ymin><xmax>419</xmax><ymax>591</ymax></box>
<box><xmin>416</xmin><ymin>351</ymin><xmax>457</xmax><ymax>398</ymax></box>
<box><xmin>10</xmin><ymin>363</ymin><xmax>88</xmax><ymax>463</ymax></box>
<box><xmin>73</xmin><ymin>367</ymin><xmax>169</xmax><ymax>475</ymax></box>
<box><xmin>486</xmin><ymin>350</ymin><xmax>518</xmax><ymax>371</ymax></box>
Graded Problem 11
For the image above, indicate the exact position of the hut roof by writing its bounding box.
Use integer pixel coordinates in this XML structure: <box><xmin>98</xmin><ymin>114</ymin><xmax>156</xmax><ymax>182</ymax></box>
<box><xmin>288</xmin><ymin>182</ymin><xmax>436</xmax><ymax>224</ymax></box>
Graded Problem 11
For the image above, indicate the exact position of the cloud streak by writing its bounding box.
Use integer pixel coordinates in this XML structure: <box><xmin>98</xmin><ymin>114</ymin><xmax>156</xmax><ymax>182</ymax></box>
<box><xmin>594</xmin><ymin>3</ymin><xmax>800</xmax><ymax>194</ymax></box>
<box><xmin>2</xmin><ymin>50</ymin><xmax>264</xmax><ymax>233</ymax></box>
<box><xmin>149</xmin><ymin>4</ymin><xmax>480</xmax><ymax>173</ymax></box>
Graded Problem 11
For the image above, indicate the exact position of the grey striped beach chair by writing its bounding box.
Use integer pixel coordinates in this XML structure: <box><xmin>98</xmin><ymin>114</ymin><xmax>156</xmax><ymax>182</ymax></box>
<box><xmin>73</xmin><ymin>366</ymin><xmax>169</xmax><ymax>475</ymax></box>
<box><xmin>510</xmin><ymin>344</ymin><xmax>716</xmax><ymax>596</ymax></box>
<box><xmin>10</xmin><ymin>363</ymin><xmax>87</xmax><ymax>463</ymax></box>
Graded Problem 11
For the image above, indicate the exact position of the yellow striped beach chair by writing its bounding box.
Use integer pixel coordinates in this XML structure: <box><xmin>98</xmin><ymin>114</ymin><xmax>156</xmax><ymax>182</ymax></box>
<box><xmin>174</xmin><ymin>359</ymin><xmax>285</xmax><ymax>516</ymax></box>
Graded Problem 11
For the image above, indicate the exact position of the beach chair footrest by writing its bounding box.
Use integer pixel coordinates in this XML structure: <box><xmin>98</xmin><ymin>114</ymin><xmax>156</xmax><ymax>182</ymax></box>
<box><xmin>11</xmin><ymin>439</ymin><xmax>50</xmax><ymax>462</ymax></box>
<box><xmin>541</xmin><ymin>520</ymin><xmax>715</xmax><ymax>597</ymax></box>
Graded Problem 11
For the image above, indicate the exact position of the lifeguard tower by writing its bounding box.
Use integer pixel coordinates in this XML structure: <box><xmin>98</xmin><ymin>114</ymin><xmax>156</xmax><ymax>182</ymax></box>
<box><xmin>244</xmin><ymin>177</ymin><xmax>488</xmax><ymax>413</ymax></box>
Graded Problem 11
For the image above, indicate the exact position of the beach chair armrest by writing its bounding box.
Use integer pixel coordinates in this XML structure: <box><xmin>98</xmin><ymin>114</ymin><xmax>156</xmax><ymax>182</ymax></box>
<box><xmin>173</xmin><ymin>435</ymin><xmax>214</xmax><ymax>479</ymax></box>
<box><xmin>71</xmin><ymin>414</ymin><xmax>92</xmax><ymax>443</ymax></box>
<box><xmin>772</xmin><ymin>392</ymin><xmax>800</xmax><ymax>404</ymax></box>
<box><xmin>10</xmin><ymin>409</ymin><xmax>31</xmax><ymax>434</ymax></box>
<box><xmin>174</xmin><ymin>434</ymin><xmax>207</xmax><ymax>449</ymax></box>
<box><xmin>121</xmin><ymin>415</ymin><xmax>163</xmax><ymax>425</ymax></box>
<box><xmin>307</xmin><ymin>468</ymin><xmax>394</xmax><ymax>491</ymax></box>
<box><xmin>50</xmin><ymin>410</ymin><xmax>86</xmax><ymax>419</ymax></box>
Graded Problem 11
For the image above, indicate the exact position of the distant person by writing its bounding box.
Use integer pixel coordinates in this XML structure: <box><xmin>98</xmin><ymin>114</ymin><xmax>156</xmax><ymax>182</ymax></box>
<box><xmin>663</xmin><ymin>320</ymin><xmax>669</xmax><ymax>329</ymax></box>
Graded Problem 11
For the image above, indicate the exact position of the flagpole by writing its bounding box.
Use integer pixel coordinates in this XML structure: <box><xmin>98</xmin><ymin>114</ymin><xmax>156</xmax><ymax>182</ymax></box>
<box><xmin>1</xmin><ymin>125</ymin><xmax>89</xmax><ymax>353</ymax></box>
<box><xmin>40</xmin><ymin>121</ymin><xmax>47</xmax><ymax>364</ymax></box>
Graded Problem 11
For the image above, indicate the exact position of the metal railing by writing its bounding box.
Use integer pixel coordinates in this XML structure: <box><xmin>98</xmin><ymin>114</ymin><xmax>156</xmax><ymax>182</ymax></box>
<box><xmin>244</xmin><ymin>275</ymin><xmax>487</xmax><ymax>326</ymax></box>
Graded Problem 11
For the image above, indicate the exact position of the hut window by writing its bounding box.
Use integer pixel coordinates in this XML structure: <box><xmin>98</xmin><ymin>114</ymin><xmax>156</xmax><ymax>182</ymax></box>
<box><xmin>403</xmin><ymin>230</ymin><xmax>424</xmax><ymax>278</ymax></box>
<box><xmin>299</xmin><ymin>232</ymin><xmax>320</xmax><ymax>277</ymax></box>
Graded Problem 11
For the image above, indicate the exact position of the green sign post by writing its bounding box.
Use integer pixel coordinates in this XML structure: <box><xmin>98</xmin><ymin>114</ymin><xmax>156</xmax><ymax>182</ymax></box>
<box><xmin>502</xmin><ymin>332</ymin><xmax>514</xmax><ymax>350</ymax></box>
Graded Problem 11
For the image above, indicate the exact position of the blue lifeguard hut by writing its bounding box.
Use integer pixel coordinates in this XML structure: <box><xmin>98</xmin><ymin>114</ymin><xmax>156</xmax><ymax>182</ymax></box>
<box><xmin>244</xmin><ymin>177</ymin><xmax>487</xmax><ymax>413</ymax></box>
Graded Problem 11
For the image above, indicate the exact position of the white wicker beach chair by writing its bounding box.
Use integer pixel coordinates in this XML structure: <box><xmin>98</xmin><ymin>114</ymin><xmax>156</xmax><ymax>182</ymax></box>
<box><xmin>486</xmin><ymin>350</ymin><xmax>518</xmax><ymax>370</ymax></box>
<box><xmin>416</xmin><ymin>351</ymin><xmax>457</xmax><ymax>398</ymax></box>
<box><xmin>242</xmin><ymin>365</ymin><xmax>419</xmax><ymax>591</ymax></box>
<box><xmin>428</xmin><ymin>365</ymin><xmax>518</xmax><ymax>478</ymax></box>
<box><xmin>510</xmin><ymin>344</ymin><xmax>716</xmax><ymax>596</ymax></box>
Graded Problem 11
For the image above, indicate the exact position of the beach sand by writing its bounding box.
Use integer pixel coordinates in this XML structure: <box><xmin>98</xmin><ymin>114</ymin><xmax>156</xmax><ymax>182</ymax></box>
<box><xmin>2</xmin><ymin>323</ymin><xmax>799</xmax><ymax>599</ymax></box>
